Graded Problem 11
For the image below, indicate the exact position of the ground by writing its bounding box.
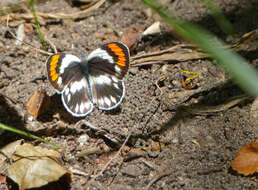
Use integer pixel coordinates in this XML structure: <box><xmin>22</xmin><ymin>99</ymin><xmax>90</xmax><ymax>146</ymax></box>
<box><xmin>0</xmin><ymin>0</ymin><xmax>258</xmax><ymax>189</ymax></box>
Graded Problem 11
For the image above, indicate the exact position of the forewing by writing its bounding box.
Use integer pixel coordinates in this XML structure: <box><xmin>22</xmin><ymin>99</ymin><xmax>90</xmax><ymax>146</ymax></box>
<box><xmin>46</xmin><ymin>53</ymin><xmax>81</xmax><ymax>93</ymax></box>
<box><xmin>87</xmin><ymin>42</ymin><xmax>130</xmax><ymax>80</ymax></box>
<box><xmin>62</xmin><ymin>74</ymin><xmax>94</xmax><ymax>117</ymax></box>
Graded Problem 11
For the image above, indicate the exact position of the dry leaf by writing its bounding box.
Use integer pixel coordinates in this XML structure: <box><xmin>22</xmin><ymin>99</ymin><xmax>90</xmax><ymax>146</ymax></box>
<box><xmin>26</xmin><ymin>89</ymin><xmax>51</xmax><ymax>120</ymax></box>
<box><xmin>121</xmin><ymin>27</ymin><xmax>140</xmax><ymax>50</ymax></box>
<box><xmin>0</xmin><ymin>140</ymin><xmax>23</xmax><ymax>172</ymax></box>
<box><xmin>231</xmin><ymin>140</ymin><xmax>258</xmax><ymax>176</ymax></box>
<box><xmin>8</xmin><ymin>143</ymin><xmax>71</xmax><ymax>190</ymax></box>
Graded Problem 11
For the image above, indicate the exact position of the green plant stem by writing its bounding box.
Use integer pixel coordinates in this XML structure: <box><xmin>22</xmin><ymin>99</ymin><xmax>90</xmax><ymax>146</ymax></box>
<box><xmin>0</xmin><ymin>122</ymin><xmax>59</xmax><ymax>150</ymax></box>
<box><xmin>29</xmin><ymin>0</ymin><xmax>47</xmax><ymax>50</ymax></box>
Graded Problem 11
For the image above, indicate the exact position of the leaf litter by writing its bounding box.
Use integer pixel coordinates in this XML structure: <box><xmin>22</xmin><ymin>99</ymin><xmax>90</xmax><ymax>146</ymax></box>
<box><xmin>1</xmin><ymin>142</ymin><xmax>71</xmax><ymax>190</ymax></box>
<box><xmin>231</xmin><ymin>140</ymin><xmax>258</xmax><ymax>176</ymax></box>
<box><xmin>0</xmin><ymin>0</ymin><xmax>258</xmax><ymax>189</ymax></box>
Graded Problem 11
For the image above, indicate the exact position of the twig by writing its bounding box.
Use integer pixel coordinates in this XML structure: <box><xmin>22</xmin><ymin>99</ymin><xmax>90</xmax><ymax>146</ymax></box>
<box><xmin>69</xmin><ymin>167</ymin><xmax>90</xmax><ymax>177</ymax></box>
<box><xmin>196</xmin><ymin>164</ymin><xmax>224</xmax><ymax>175</ymax></box>
<box><xmin>91</xmin><ymin>131</ymin><xmax>132</xmax><ymax>181</ymax></box>
<box><xmin>75</xmin><ymin>120</ymin><xmax>102</xmax><ymax>131</ymax></box>
<box><xmin>145</xmin><ymin>170</ymin><xmax>174</xmax><ymax>190</ymax></box>
<box><xmin>130</xmin><ymin>44</ymin><xmax>207</xmax><ymax>66</ymax></box>
<box><xmin>1</xmin><ymin>0</ymin><xmax>106</xmax><ymax>22</ymax></box>
<box><xmin>38</xmin><ymin>0</ymin><xmax>106</xmax><ymax>19</ymax></box>
<box><xmin>140</xmin><ymin>158</ymin><xmax>156</xmax><ymax>170</ymax></box>
<box><xmin>75</xmin><ymin>120</ymin><xmax>121</xmax><ymax>145</ymax></box>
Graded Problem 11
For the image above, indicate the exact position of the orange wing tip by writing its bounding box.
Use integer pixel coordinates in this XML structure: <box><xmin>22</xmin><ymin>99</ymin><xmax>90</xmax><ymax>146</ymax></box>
<box><xmin>107</xmin><ymin>43</ymin><xmax>128</xmax><ymax>67</ymax></box>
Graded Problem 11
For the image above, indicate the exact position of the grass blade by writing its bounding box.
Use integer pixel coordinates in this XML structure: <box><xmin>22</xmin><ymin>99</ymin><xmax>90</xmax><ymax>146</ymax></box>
<box><xmin>29</xmin><ymin>0</ymin><xmax>47</xmax><ymax>50</ymax></box>
<box><xmin>0</xmin><ymin>122</ymin><xmax>59</xmax><ymax>150</ymax></box>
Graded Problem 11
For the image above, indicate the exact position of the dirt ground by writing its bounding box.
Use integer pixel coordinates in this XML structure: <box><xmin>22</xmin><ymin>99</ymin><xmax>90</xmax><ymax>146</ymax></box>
<box><xmin>0</xmin><ymin>0</ymin><xmax>258</xmax><ymax>189</ymax></box>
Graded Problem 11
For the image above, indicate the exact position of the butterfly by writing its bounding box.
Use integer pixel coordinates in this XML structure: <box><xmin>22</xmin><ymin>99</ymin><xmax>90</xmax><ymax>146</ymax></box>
<box><xmin>46</xmin><ymin>42</ymin><xmax>130</xmax><ymax>117</ymax></box>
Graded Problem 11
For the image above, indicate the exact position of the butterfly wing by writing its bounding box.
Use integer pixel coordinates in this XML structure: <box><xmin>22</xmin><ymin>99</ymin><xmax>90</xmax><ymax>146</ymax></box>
<box><xmin>88</xmin><ymin>73</ymin><xmax>125</xmax><ymax>110</ymax></box>
<box><xmin>61</xmin><ymin>74</ymin><xmax>94</xmax><ymax>117</ymax></box>
<box><xmin>86</xmin><ymin>42</ymin><xmax>130</xmax><ymax>110</ymax></box>
<box><xmin>46</xmin><ymin>53</ymin><xmax>94</xmax><ymax>117</ymax></box>
<box><xmin>87</xmin><ymin>41</ymin><xmax>130</xmax><ymax>79</ymax></box>
<box><xmin>46</xmin><ymin>53</ymin><xmax>81</xmax><ymax>93</ymax></box>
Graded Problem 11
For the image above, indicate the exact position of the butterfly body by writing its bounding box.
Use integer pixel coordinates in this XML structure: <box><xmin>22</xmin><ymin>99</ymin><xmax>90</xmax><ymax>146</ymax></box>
<box><xmin>46</xmin><ymin>42</ymin><xmax>130</xmax><ymax>117</ymax></box>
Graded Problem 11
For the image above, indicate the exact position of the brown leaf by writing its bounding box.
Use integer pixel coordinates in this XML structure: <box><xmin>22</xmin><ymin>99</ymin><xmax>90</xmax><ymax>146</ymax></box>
<box><xmin>8</xmin><ymin>143</ymin><xmax>71</xmax><ymax>190</ymax></box>
<box><xmin>121</xmin><ymin>27</ymin><xmax>141</xmax><ymax>50</ymax></box>
<box><xmin>231</xmin><ymin>140</ymin><xmax>258</xmax><ymax>176</ymax></box>
<box><xmin>26</xmin><ymin>89</ymin><xmax>51</xmax><ymax>119</ymax></box>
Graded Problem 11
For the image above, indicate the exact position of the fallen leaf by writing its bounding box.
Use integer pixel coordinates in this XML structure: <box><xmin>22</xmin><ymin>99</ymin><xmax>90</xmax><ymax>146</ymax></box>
<box><xmin>8</xmin><ymin>143</ymin><xmax>71</xmax><ymax>190</ymax></box>
<box><xmin>231</xmin><ymin>140</ymin><xmax>258</xmax><ymax>176</ymax></box>
<box><xmin>26</xmin><ymin>89</ymin><xmax>51</xmax><ymax>120</ymax></box>
<box><xmin>121</xmin><ymin>27</ymin><xmax>141</xmax><ymax>50</ymax></box>
<box><xmin>0</xmin><ymin>140</ymin><xmax>23</xmax><ymax>173</ymax></box>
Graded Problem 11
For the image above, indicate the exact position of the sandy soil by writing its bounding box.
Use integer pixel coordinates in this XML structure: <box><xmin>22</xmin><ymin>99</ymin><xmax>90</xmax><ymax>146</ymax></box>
<box><xmin>0</xmin><ymin>0</ymin><xmax>258</xmax><ymax>189</ymax></box>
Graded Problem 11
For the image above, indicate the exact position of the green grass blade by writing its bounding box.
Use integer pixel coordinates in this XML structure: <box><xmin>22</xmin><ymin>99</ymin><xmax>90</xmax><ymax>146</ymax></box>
<box><xmin>0</xmin><ymin>122</ymin><xmax>59</xmax><ymax>150</ymax></box>
<box><xmin>141</xmin><ymin>0</ymin><xmax>258</xmax><ymax>96</ymax></box>
<box><xmin>29</xmin><ymin>0</ymin><xmax>47</xmax><ymax>50</ymax></box>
